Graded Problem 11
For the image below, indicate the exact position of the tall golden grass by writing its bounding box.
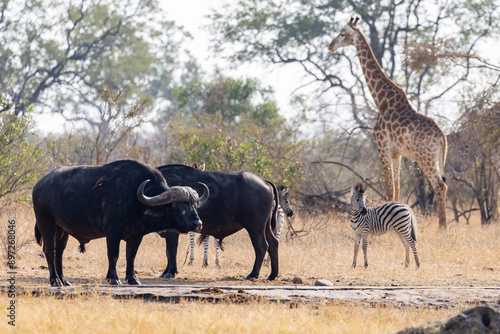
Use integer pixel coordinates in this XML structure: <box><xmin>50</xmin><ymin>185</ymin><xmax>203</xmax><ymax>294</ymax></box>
<box><xmin>1</xmin><ymin>202</ymin><xmax>499</xmax><ymax>333</ymax></box>
<box><xmin>0</xmin><ymin>293</ymin><xmax>465</xmax><ymax>334</ymax></box>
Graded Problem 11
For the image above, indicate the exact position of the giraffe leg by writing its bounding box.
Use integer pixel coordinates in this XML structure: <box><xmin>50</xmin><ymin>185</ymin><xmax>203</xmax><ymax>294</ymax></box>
<box><xmin>422</xmin><ymin>165</ymin><xmax>448</xmax><ymax>230</ymax></box>
<box><xmin>392</xmin><ymin>155</ymin><xmax>402</xmax><ymax>201</ymax></box>
<box><xmin>378</xmin><ymin>149</ymin><xmax>395</xmax><ymax>201</ymax></box>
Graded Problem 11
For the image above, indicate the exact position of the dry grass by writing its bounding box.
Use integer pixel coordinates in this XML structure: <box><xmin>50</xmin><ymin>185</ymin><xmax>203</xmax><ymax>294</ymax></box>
<box><xmin>0</xmin><ymin>293</ymin><xmax>464</xmax><ymax>334</ymax></box>
<box><xmin>1</xmin><ymin>202</ymin><xmax>499</xmax><ymax>333</ymax></box>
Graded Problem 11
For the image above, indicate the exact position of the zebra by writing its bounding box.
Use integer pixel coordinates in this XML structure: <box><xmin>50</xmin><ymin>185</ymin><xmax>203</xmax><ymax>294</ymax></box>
<box><xmin>349</xmin><ymin>181</ymin><xmax>420</xmax><ymax>269</ymax></box>
<box><xmin>274</xmin><ymin>185</ymin><xmax>294</xmax><ymax>240</ymax></box>
<box><xmin>187</xmin><ymin>185</ymin><xmax>294</xmax><ymax>267</ymax></box>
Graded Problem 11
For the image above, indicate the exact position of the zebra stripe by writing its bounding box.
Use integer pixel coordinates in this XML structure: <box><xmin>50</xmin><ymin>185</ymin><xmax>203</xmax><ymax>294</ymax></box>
<box><xmin>350</xmin><ymin>181</ymin><xmax>420</xmax><ymax>269</ymax></box>
<box><xmin>188</xmin><ymin>231</ymin><xmax>195</xmax><ymax>265</ymax></box>
<box><xmin>187</xmin><ymin>232</ymin><xmax>217</xmax><ymax>267</ymax></box>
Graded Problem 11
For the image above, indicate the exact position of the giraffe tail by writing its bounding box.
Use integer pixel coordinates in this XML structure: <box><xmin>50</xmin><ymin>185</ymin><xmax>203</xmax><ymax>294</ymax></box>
<box><xmin>440</xmin><ymin>133</ymin><xmax>448</xmax><ymax>183</ymax></box>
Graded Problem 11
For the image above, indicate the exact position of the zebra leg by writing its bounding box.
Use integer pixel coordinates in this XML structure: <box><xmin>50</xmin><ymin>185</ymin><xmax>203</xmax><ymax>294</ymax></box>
<box><xmin>188</xmin><ymin>232</ymin><xmax>195</xmax><ymax>266</ymax></box>
<box><xmin>398</xmin><ymin>234</ymin><xmax>410</xmax><ymax>268</ymax></box>
<box><xmin>214</xmin><ymin>239</ymin><xmax>220</xmax><ymax>267</ymax></box>
<box><xmin>352</xmin><ymin>234</ymin><xmax>361</xmax><ymax>268</ymax></box>
<box><xmin>202</xmin><ymin>235</ymin><xmax>210</xmax><ymax>267</ymax></box>
<box><xmin>404</xmin><ymin>243</ymin><xmax>410</xmax><ymax>268</ymax></box>
<box><xmin>362</xmin><ymin>235</ymin><xmax>369</xmax><ymax>268</ymax></box>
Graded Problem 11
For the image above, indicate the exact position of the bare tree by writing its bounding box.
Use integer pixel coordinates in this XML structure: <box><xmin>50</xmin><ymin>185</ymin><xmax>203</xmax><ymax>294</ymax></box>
<box><xmin>450</xmin><ymin>83</ymin><xmax>500</xmax><ymax>224</ymax></box>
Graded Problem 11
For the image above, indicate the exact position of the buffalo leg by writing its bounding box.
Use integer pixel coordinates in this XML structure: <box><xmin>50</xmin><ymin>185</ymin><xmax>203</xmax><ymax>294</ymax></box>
<box><xmin>125</xmin><ymin>236</ymin><xmax>143</xmax><ymax>285</ymax></box>
<box><xmin>55</xmin><ymin>230</ymin><xmax>71</xmax><ymax>286</ymax></box>
<box><xmin>37</xmin><ymin>220</ymin><xmax>63</xmax><ymax>287</ymax></box>
<box><xmin>245</xmin><ymin>228</ymin><xmax>268</xmax><ymax>280</ymax></box>
<box><xmin>160</xmin><ymin>232</ymin><xmax>179</xmax><ymax>279</ymax></box>
<box><xmin>105</xmin><ymin>234</ymin><xmax>122</xmax><ymax>285</ymax></box>
<box><xmin>265</xmin><ymin>221</ymin><xmax>279</xmax><ymax>280</ymax></box>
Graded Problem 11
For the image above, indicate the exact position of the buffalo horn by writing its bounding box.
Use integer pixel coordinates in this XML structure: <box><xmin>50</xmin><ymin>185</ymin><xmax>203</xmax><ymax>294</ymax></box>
<box><xmin>137</xmin><ymin>179</ymin><xmax>192</xmax><ymax>206</ymax></box>
<box><xmin>198</xmin><ymin>182</ymin><xmax>210</xmax><ymax>207</ymax></box>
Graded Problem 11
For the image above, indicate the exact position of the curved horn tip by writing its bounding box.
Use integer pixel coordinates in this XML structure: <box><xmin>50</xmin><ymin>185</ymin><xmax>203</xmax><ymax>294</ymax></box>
<box><xmin>138</xmin><ymin>179</ymin><xmax>151</xmax><ymax>192</ymax></box>
<box><xmin>137</xmin><ymin>179</ymin><xmax>152</xmax><ymax>205</ymax></box>
<box><xmin>197</xmin><ymin>182</ymin><xmax>210</xmax><ymax>207</ymax></box>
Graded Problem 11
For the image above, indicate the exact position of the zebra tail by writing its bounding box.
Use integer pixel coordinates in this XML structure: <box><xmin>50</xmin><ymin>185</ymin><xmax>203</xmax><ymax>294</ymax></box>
<box><xmin>35</xmin><ymin>224</ymin><xmax>42</xmax><ymax>247</ymax></box>
<box><xmin>410</xmin><ymin>210</ymin><xmax>417</xmax><ymax>242</ymax></box>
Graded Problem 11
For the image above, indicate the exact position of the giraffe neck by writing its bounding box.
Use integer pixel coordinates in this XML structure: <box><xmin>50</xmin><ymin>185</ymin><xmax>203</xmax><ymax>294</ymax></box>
<box><xmin>353</xmin><ymin>30</ymin><xmax>407</xmax><ymax>113</ymax></box>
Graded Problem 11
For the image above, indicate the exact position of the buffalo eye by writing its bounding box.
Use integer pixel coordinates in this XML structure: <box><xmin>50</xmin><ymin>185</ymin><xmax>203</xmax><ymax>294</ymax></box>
<box><xmin>182</xmin><ymin>209</ymin><xmax>187</xmax><ymax>215</ymax></box>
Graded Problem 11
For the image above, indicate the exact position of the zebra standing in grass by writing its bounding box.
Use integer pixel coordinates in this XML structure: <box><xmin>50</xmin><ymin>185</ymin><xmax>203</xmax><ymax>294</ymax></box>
<box><xmin>349</xmin><ymin>181</ymin><xmax>420</xmax><ymax>269</ymax></box>
<box><xmin>188</xmin><ymin>185</ymin><xmax>294</xmax><ymax>267</ymax></box>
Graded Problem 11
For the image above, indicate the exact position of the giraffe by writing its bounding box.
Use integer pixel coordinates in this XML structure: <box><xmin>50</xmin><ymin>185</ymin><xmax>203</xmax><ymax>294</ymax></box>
<box><xmin>328</xmin><ymin>17</ymin><xmax>448</xmax><ymax>229</ymax></box>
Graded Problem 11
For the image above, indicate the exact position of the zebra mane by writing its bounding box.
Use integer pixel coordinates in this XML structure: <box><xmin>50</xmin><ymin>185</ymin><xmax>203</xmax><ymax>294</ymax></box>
<box><xmin>351</xmin><ymin>181</ymin><xmax>367</xmax><ymax>195</ymax></box>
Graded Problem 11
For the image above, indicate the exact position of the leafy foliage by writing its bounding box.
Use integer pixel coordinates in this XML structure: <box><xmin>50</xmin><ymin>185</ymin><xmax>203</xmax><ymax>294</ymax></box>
<box><xmin>173</xmin><ymin>73</ymin><xmax>281</xmax><ymax>126</ymax></box>
<box><xmin>168</xmin><ymin>111</ymin><xmax>304</xmax><ymax>187</ymax></box>
<box><xmin>0</xmin><ymin>0</ymin><xmax>187</xmax><ymax>117</ymax></box>
<box><xmin>0</xmin><ymin>97</ymin><xmax>44</xmax><ymax>200</ymax></box>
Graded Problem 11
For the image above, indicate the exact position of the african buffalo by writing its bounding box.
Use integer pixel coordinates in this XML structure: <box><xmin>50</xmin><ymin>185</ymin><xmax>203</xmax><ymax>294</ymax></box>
<box><xmin>33</xmin><ymin>160</ymin><xmax>208</xmax><ymax>286</ymax></box>
<box><xmin>157</xmin><ymin>164</ymin><xmax>279</xmax><ymax>280</ymax></box>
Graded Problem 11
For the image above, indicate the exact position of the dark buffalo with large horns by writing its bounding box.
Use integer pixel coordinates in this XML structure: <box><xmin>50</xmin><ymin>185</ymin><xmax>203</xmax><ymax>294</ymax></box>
<box><xmin>156</xmin><ymin>164</ymin><xmax>279</xmax><ymax>280</ymax></box>
<box><xmin>33</xmin><ymin>160</ymin><xmax>209</xmax><ymax>286</ymax></box>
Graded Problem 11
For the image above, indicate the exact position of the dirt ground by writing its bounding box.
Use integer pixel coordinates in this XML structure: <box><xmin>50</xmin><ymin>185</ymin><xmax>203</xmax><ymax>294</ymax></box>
<box><xmin>3</xmin><ymin>269</ymin><xmax>500</xmax><ymax>309</ymax></box>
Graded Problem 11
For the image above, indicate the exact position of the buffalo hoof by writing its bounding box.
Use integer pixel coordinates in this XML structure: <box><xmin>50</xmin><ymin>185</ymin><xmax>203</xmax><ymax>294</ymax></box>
<box><xmin>107</xmin><ymin>278</ymin><xmax>122</xmax><ymax>285</ymax></box>
<box><xmin>126</xmin><ymin>276</ymin><xmax>141</xmax><ymax>285</ymax></box>
<box><xmin>245</xmin><ymin>274</ymin><xmax>259</xmax><ymax>280</ymax></box>
<box><xmin>266</xmin><ymin>274</ymin><xmax>277</xmax><ymax>281</ymax></box>
<box><xmin>50</xmin><ymin>278</ymin><xmax>63</xmax><ymax>287</ymax></box>
<box><xmin>63</xmin><ymin>281</ymin><xmax>72</xmax><ymax>286</ymax></box>
<box><xmin>160</xmin><ymin>272</ymin><xmax>175</xmax><ymax>279</ymax></box>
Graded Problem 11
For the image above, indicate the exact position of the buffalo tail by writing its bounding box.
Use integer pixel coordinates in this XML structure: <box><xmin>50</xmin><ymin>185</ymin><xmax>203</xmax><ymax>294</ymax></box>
<box><xmin>34</xmin><ymin>224</ymin><xmax>42</xmax><ymax>246</ymax></box>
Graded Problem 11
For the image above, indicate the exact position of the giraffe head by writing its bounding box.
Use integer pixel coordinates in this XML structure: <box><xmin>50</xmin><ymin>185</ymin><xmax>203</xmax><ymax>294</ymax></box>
<box><xmin>328</xmin><ymin>17</ymin><xmax>359</xmax><ymax>53</ymax></box>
